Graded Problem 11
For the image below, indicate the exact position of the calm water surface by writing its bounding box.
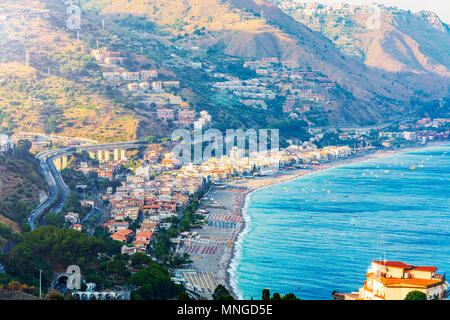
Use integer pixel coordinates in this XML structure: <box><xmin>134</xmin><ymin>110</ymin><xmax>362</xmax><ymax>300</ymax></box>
<box><xmin>229</xmin><ymin>144</ymin><xmax>450</xmax><ymax>300</ymax></box>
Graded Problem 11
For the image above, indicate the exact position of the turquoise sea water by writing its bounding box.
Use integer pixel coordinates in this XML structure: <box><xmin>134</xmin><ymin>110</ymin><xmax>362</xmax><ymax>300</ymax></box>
<box><xmin>229</xmin><ymin>144</ymin><xmax>450</xmax><ymax>300</ymax></box>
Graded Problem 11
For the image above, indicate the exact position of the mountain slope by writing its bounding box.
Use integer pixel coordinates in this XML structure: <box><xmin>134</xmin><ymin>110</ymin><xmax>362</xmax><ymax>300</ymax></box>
<box><xmin>276</xmin><ymin>2</ymin><xmax>450</xmax><ymax>77</ymax></box>
<box><xmin>0</xmin><ymin>0</ymin><xmax>139</xmax><ymax>142</ymax></box>
<box><xmin>91</xmin><ymin>0</ymin><xmax>448</xmax><ymax>126</ymax></box>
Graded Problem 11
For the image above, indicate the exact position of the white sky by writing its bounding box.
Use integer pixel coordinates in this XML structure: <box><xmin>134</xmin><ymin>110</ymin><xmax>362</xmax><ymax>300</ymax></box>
<box><xmin>299</xmin><ymin>0</ymin><xmax>450</xmax><ymax>23</ymax></box>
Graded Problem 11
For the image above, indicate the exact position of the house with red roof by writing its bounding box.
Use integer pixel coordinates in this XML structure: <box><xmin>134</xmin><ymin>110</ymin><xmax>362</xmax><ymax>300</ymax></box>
<box><xmin>334</xmin><ymin>260</ymin><xmax>448</xmax><ymax>300</ymax></box>
<box><xmin>110</xmin><ymin>229</ymin><xmax>133</xmax><ymax>243</ymax></box>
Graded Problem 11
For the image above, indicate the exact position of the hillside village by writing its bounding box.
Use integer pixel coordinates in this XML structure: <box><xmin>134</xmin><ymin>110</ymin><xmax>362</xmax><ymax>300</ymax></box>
<box><xmin>213</xmin><ymin>58</ymin><xmax>336</xmax><ymax>124</ymax></box>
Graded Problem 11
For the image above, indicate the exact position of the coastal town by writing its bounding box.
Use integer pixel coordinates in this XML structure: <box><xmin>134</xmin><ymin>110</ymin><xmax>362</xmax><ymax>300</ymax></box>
<box><xmin>0</xmin><ymin>111</ymin><xmax>448</xmax><ymax>300</ymax></box>
<box><xmin>0</xmin><ymin>0</ymin><xmax>449</xmax><ymax>305</ymax></box>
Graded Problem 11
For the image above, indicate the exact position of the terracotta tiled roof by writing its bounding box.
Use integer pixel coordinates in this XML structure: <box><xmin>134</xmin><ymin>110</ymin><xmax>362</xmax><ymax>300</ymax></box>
<box><xmin>412</xmin><ymin>266</ymin><xmax>438</xmax><ymax>272</ymax></box>
<box><xmin>372</xmin><ymin>261</ymin><xmax>413</xmax><ymax>269</ymax></box>
<box><xmin>381</xmin><ymin>277</ymin><xmax>443</xmax><ymax>288</ymax></box>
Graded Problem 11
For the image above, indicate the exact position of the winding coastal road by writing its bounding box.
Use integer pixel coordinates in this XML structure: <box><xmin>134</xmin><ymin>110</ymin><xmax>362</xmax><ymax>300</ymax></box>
<box><xmin>27</xmin><ymin>141</ymin><xmax>147</xmax><ymax>230</ymax></box>
<box><xmin>27</xmin><ymin>148</ymin><xmax>72</xmax><ymax>230</ymax></box>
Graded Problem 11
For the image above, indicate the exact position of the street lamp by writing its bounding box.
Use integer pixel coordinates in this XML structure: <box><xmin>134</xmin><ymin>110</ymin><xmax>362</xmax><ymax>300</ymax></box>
<box><xmin>39</xmin><ymin>269</ymin><xmax>43</xmax><ymax>299</ymax></box>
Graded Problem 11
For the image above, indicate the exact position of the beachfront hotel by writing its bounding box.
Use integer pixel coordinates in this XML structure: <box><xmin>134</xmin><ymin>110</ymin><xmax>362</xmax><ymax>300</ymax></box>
<box><xmin>335</xmin><ymin>261</ymin><xmax>449</xmax><ymax>300</ymax></box>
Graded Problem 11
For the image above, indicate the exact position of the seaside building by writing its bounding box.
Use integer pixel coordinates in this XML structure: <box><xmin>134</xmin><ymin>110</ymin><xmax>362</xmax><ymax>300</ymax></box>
<box><xmin>335</xmin><ymin>261</ymin><xmax>449</xmax><ymax>300</ymax></box>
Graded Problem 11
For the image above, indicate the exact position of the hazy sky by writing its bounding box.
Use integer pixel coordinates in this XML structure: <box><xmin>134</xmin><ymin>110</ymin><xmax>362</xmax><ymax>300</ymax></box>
<box><xmin>300</xmin><ymin>0</ymin><xmax>450</xmax><ymax>23</ymax></box>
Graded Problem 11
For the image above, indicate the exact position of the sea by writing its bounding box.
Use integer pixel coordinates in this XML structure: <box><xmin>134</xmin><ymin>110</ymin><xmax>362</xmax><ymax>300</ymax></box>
<box><xmin>229</xmin><ymin>144</ymin><xmax>450</xmax><ymax>300</ymax></box>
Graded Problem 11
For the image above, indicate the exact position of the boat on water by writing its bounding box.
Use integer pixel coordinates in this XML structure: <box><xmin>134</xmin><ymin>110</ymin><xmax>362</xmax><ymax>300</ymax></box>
<box><xmin>410</xmin><ymin>161</ymin><xmax>417</xmax><ymax>170</ymax></box>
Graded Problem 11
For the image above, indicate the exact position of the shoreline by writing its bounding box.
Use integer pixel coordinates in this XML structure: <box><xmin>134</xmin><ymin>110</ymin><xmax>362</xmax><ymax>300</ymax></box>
<box><xmin>222</xmin><ymin>141</ymin><xmax>450</xmax><ymax>299</ymax></box>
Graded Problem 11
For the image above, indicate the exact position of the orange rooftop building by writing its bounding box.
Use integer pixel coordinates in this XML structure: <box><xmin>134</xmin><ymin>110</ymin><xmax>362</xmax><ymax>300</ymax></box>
<box><xmin>335</xmin><ymin>261</ymin><xmax>448</xmax><ymax>300</ymax></box>
<box><xmin>110</xmin><ymin>229</ymin><xmax>133</xmax><ymax>243</ymax></box>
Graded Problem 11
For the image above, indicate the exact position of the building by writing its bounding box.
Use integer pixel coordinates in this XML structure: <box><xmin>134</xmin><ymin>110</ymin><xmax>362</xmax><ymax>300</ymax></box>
<box><xmin>65</xmin><ymin>212</ymin><xmax>79</xmax><ymax>225</ymax></box>
<box><xmin>135</xmin><ymin>230</ymin><xmax>153</xmax><ymax>244</ymax></box>
<box><xmin>127</xmin><ymin>83</ymin><xmax>139</xmax><ymax>91</ymax></box>
<box><xmin>335</xmin><ymin>261</ymin><xmax>449</xmax><ymax>300</ymax></box>
<box><xmin>152</xmin><ymin>81</ymin><xmax>163</xmax><ymax>91</ymax></box>
<box><xmin>163</xmin><ymin>81</ymin><xmax>180</xmax><ymax>88</ymax></box>
<box><xmin>0</xmin><ymin>134</ymin><xmax>11</xmax><ymax>152</ymax></box>
<box><xmin>177</xmin><ymin>110</ymin><xmax>196</xmax><ymax>125</ymax></box>
<box><xmin>110</xmin><ymin>229</ymin><xmax>134</xmax><ymax>243</ymax></box>
<box><xmin>157</xmin><ymin>108</ymin><xmax>175</xmax><ymax>120</ymax></box>
<box><xmin>103</xmin><ymin>220</ymin><xmax>129</xmax><ymax>233</ymax></box>
<box><xmin>72</xmin><ymin>224</ymin><xmax>82</xmax><ymax>232</ymax></box>
<box><xmin>140</xmin><ymin>70</ymin><xmax>158</xmax><ymax>80</ymax></box>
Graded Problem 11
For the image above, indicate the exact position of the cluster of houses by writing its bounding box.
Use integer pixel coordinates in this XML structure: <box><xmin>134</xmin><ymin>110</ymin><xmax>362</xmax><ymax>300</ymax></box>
<box><xmin>101</xmin><ymin>170</ymin><xmax>205</xmax><ymax>254</ymax></box>
<box><xmin>175</xmin><ymin>145</ymin><xmax>354</xmax><ymax>180</ymax></box>
<box><xmin>103</xmin><ymin>70</ymin><xmax>158</xmax><ymax>82</ymax></box>
<box><xmin>212</xmin><ymin>59</ymin><xmax>335</xmax><ymax>119</ymax></box>
<box><xmin>278</xmin><ymin>1</ymin><xmax>383</xmax><ymax>17</ymax></box>
<box><xmin>76</xmin><ymin>161</ymin><xmax>124</xmax><ymax>179</ymax></box>
<box><xmin>95</xmin><ymin>47</ymin><xmax>206</xmax><ymax>128</ymax></box>
<box><xmin>127</xmin><ymin>80</ymin><xmax>180</xmax><ymax>92</ymax></box>
<box><xmin>379</xmin><ymin>130</ymin><xmax>450</xmax><ymax>148</ymax></box>
<box><xmin>65</xmin><ymin>212</ymin><xmax>82</xmax><ymax>231</ymax></box>
<box><xmin>156</xmin><ymin>108</ymin><xmax>212</xmax><ymax>128</ymax></box>
<box><xmin>156</xmin><ymin>108</ymin><xmax>196</xmax><ymax>125</ymax></box>
<box><xmin>92</xmin><ymin>48</ymin><xmax>126</xmax><ymax>65</ymax></box>
<box><xmin>400</xmin><ymin>118</ymin><xmax>450</xmax><ymax>130</ymax></box>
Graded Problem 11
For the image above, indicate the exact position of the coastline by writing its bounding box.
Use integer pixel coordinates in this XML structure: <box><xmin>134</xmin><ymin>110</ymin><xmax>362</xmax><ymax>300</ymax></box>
<box><xmin>223</xmin><ymin>141</ymin><xmax>450</xmax><ymax>299</ymax></box>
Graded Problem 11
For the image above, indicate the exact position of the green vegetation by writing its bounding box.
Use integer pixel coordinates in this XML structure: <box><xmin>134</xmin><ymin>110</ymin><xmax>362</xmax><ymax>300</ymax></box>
<box><xmin>0</xmin><ymin>140</ymin><xmax>46</xmax><ymax>228</ymax></box>
<box><xmin>216</xmin><ymin>62</ymin><xmax>258</xmax><ymax>80</ymax></box>
<box><xmin>404</xmin><ymin>290</ymin><xmax>427</xmax><ymax>300</ymax></box>
<box><xmin>0</xmin><ymin>226</ymin><xmax>104</xmax><ymax>288</ymax></box>
<box><xmin>152</xmin><ymin>184</ymin><xmax>210</xmax><ymax>267</ymax></box>
<box><xmin>213</xmin><ymin>284</ymin><xmax>234</xmax><ymax>300</ymax></box>
<box><xmin>262</xmin><ymin>288</ymin><xmax>300</xmax><ymax>300</ymax></box>
<box><xmin>129</xmin><ymin>260</ymin><xmax>184</xmax><ymax>300</ymax></box>
<box><xmin>0</xmin><ymin>226</ymin><xmax>185</xmax><ymax>299</ymax></box>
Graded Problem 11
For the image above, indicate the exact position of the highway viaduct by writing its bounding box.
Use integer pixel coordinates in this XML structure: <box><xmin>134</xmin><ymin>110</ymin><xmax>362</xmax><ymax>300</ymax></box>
<box><xmin>27</xmin><ymin>141</ymin><xmax>147</xmax><ymax>230</ymax></box>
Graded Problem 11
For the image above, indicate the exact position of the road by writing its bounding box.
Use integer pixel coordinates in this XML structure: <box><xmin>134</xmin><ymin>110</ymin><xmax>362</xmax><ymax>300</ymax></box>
<box><xmin>27</xmin><ymin>141</ymin><xmax>146</xmax><ymax>230</ymax></box>
<box><xmin>27</xmin><ymin>148</ymin><xmax>72</xmax><ymax>230</ymax></box>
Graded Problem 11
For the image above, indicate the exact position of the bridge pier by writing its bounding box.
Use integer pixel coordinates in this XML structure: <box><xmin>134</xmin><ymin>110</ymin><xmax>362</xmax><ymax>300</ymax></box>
<box><xmin>61</xmin><ymin>156</ymin><xmax>68</xmax><ymax>169</ymax></box>
<box><xmin>53</xmin><ymin>157</ymin><xmax>62</xmax><ymax>171</ymax></box>
<box><xmin>104</xmin><ymin>150</ymin><xmax>111</xmax><ymax>162</ymax></box>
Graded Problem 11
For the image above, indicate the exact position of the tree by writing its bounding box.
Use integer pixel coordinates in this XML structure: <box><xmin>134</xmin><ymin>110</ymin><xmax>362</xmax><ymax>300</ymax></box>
<box><xmin>271</xmin><ymin>293</ymin><xmax>281</xmax><ymax>300</ymax></box>
<box><xmin>177</xmin><ymin>292</ymin><xmax>191</xmax><ymax>300</ymax></box>
<box><xmin>262</xmin><ymin>288</ymin><xmax>270</xmax><ymax>301</ymax></box>
<box><xmin>404</xmin><ymin>291</ymin><xmax>427</xmax><ymax>300</ymax></box>
<box><xmin>130</xmin><ymin>252</ymin><xmax>152</xmax><ymax>268</ymax></box>
<box><xmin>48</xmin><ymin>289</ymin><xmax>64</xmax><ymax>300</ymax></box>
<box><xmin>8</xmin><ymin>281</ymin><xmax>21</xmax><ymax>291</ymax></box>
<box><xmin>213</xmin><ymin>284</ymin><xmax>232</xmax><ymax>300</ymax></box>
<box><xmin>130</xmin><ymin>261</ymin><xmax>184</xmax><ymax>300</ymax></box>
<box><xmin>282</xmin><ymin>293</ymin><xmax>299</xmax><ymax>300</ymax></box>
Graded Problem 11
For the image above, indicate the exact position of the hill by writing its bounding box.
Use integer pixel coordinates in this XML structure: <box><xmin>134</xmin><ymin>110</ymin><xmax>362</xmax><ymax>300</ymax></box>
<box><xmin>0</xmin><ymin>0</ymin><xmax>141</xmax><ymax>142</ymax></box>
<box><xmin>1</xmin><ymin>0</ymin><xmax>449</xmax><ymax>133</ymax></box>
<box><xmin>275</xmin><ymin>1</ymin><xmax>450</xmax><ymax>77</ymax></box>
<box><xmin>0</xmin><ymin>140</ymin><xmax>47</xmax><ymax>249</ymax></box>
<box><xmin>89</xmin><ymin>0</ymin><xmax>449</xmax><ymax>126</ymax></box>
